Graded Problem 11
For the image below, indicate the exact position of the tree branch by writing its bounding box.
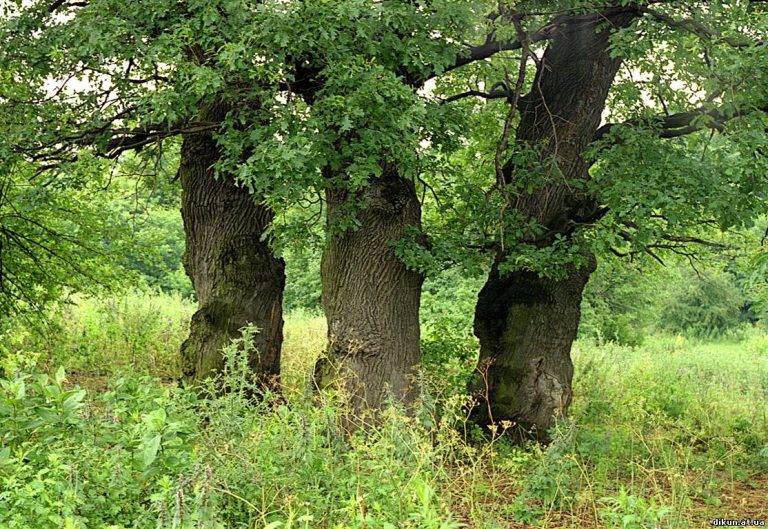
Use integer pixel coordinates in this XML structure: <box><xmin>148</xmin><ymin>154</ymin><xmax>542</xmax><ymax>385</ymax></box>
<box><xmin>47</xmin><ymin>0</ymin><xmax>88</xmax><ymax>13</ymax></box>
<box><xmin>593</xmin><ymin>102</ymin><xmax>768</xmax><ymax>143</ymax></box>
<box><xmin>440</xmin><ymin>86</ymin><xmax>512</xmax><ymax>105</ymax></box>
<box><xmin>639</xmin><ymin>6</ymin><xmax>763</xmax><ymax>48</ymax></box>
<box><xmin>422</xmin><ymin>5</ymin><xmax>640</xmax><ymax>85</ymax></box>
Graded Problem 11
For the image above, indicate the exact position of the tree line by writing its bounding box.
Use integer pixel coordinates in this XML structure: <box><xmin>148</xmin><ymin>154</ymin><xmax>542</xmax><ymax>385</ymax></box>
<box><xmin>1</xmin><ymin>0</ymin><xmax>766</xmax><ymax>440</ymax></box>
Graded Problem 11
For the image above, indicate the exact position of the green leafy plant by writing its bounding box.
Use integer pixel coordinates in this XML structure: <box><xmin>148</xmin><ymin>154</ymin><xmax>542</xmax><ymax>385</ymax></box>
<box><xmin>599</xmin><ymin>488</ymin><xmax>672</xmax><ymax>529</ymax></box>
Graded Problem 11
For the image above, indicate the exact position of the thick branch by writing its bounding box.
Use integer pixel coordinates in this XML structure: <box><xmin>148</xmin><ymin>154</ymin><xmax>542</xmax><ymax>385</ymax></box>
<box><xmin>439</xmin><ymin>29</ymin><xmax>548</xmax><ymax>78</ymax></box>
<box><xmin>102</xmin><ymin>122</ymin><xmax>219</xmax><ymax>158</ymax></box>
<box><xmin>594</xmin><ymin>102</ymin><xmax>768</xmax><ymax>143</ymax></box>
<box><xmin>47</xmin><ymin>0</ymin><xmax>88</xmax><ymax>13</ymax></box>
<box><xmin>420</xmin><ymin>20</ymin><xmax>549</xmax><ymax>85</ymax></box>
<box><xmin>22</xmin><ymin>119</ymin><xmax>218</xmax><ymax>173</ymax></box>
<box><xmin>440</xmin><ymin>86</ymin><xmax>512</xmax><ymax>105</ymax></box>
<box><xmin>423</xmin><ymin>5</ymin><xmax>639</xmax><ymax>85</ymax></box>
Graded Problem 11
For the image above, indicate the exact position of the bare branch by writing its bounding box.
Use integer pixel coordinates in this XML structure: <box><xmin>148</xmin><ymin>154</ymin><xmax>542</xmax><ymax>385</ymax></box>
<box><xmin>47</xmin><ymin>0</ymin><xmax>88</xmax><ymax>13</ymax></box>
<box><xmin>440</xmin><ymin>87</ymin><xmax>512</xmax><ymax>105</ymax></box>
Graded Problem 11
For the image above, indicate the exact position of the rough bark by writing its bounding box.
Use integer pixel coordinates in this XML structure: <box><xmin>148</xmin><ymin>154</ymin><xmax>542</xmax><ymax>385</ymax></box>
<box><xmin>314</xmin><ymin>165</ymin><xmax>424</xmax><ymax>417</ymax></box>
<box><xmin>472</xmin><ymin>8</ymin><xmax>637</xmax><ymax>439</ymax></box>
<box><xmin>179</xmin><ymin>104</ymin><xmax>285</xmax><ymax>388</ymax></box>
<box><xmin>473</xmin><ymin>258</ymin><xmax>595</xmax><ymax>440</ymax></box>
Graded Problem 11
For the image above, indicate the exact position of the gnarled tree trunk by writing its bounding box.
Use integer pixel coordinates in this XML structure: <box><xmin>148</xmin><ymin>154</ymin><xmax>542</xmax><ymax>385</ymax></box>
<box><xmin>472</xmin><ymin>7</ymin><xmax>637</xmax><ymax>439</ymax></box>
<box><xmin>473</xmin><ymin>258</ymin><xmax>595</xmax><ymax>439</ymax></box>
<box><xmin>179</xmin><ymin>105</ymin><xmax>285</xmax><ymax>389</ymax></box>
<box><xmin>314</xmin><ymin>166</ymin><xmax>424</xmax><ymax>416</ymax></box>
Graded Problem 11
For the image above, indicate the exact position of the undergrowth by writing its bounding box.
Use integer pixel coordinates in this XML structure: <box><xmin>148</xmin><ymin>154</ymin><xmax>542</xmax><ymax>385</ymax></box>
<box><xmin>0</xmin><ymin>292</ymin><xmax>766</xmax><ymax>528</ymax></box>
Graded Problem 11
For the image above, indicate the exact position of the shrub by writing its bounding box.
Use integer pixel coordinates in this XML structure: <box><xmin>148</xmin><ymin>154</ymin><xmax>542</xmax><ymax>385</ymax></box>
<box><xmin>579</xmin><ymin>258</ymin><xmax>664</xmax><ymax>346</ymax></box>
<box><xmin>0</xmin><ymin>331</ymin><xmax>464</xmax><ymax>529</ymax></box>
<box><xmin>0</xmin><ymin>354</ymin><xmax>197</xmax><ymax>529</ymax></box>
<box><xmin>283</xmin><ymin>246</ymin><xmax>323</xmax><ymax>312</ymax></box>
<box><xmin>420</xmin><ymin>270</ymin><xmax>483</xmax><ymax>393</ymax></box>
<box><xmin>1</xmin><ymin>291</ymin><xmax>193</xmax><ymax>379</ymax></box>
<box><xmin>660</xmin><ymin>269</ymin><xmax>744</xmax><ymax>338</ymax></box>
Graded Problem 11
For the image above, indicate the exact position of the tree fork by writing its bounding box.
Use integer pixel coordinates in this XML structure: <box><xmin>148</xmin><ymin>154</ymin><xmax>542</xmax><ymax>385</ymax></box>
<box><xmin>179</xmin><ymin>103</ymin><xmax>285</xmax><ymax>389</ymax></box>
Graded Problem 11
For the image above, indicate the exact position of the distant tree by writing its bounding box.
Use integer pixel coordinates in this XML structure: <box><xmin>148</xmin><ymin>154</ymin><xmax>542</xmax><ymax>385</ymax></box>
<box><xmin>0</xmin><ymin>161</ymin><xmax>127</xmax><ymax>320</ymax></box>
<box><xmin>661</xmin><ymin>268</ymin><xmax>744</xmax><ymax>338</ymax></box>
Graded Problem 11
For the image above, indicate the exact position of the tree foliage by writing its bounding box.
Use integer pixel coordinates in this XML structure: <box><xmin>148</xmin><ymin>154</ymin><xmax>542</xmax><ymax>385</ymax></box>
<box><xmin>423</xmin><ymin>0</ymin><xmax>768</xmax><ymax>279</ymax></box>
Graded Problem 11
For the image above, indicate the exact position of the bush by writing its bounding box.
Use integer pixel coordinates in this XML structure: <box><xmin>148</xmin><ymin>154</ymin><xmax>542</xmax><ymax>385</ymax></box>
<box><xmin>419</xmin><ymin>270</ymin><xmax>483</xmax><ymax>393</ymax></box>
<box><xmin>660</xmin><ymin>269</ymin><xmax>744</xmax><ymax>338</ymax></box>
<box><xmin>0</xmin><ymin>354</ymin><xmax>197</xmax><ymax>529</ymax></box>
<box><xmin>1</xmin><ymin>291</ymin><xmax>194</xmax><ymax>380</ymax></box>
<box><xmin>579</xmin><ymin>258</ymin><xmax>664</xmax><ymax>346</ymax></box>
<box><xmin>283</xmin><ymin>245</ymin><xmax>323</xmax><ymax>312</ymax></box>
<box><xmin>581</xmin><ymin>257</ymin><xmax>758</xmax><ymax>343</ymax></box>
<box><xmin>0</xmin><ymin>334</ymin><xmax>465</xmax><ymax>529</ymax></box>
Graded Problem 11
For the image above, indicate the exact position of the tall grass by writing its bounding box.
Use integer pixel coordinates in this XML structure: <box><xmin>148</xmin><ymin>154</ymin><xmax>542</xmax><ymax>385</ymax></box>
<box><xmin>17</xmin><ymin>292</ymin><xmax>195</xmax><ymax>379</ymax></box>
<box><xmin>1</xmin><ymin>291</ymin><xmax>766</xmax><ymax>528</ymax></box>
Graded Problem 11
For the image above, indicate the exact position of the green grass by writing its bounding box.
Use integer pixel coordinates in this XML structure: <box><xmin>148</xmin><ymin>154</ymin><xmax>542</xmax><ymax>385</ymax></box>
<box><xmin>1</xmin><ymin>291</ymin><xmax>766</xmax><ymax>528</ymax></box>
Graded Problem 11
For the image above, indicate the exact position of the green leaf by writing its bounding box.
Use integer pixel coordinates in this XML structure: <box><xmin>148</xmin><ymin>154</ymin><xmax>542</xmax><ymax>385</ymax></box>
<box><xmin>14</xmin><ymin>380</ymin><xmax>25</xmax><ymax>400</ymax></box>
<box><xmin>144</xmin><ymin>408</ymin><xmax>167</xmax><ymax>431</ymax></box>
<box><xmin>61</xmin><ymin>390</ymin><xmax>86</xmax><ymax>412</ymax></box>
<box><xmin>141</xmin><ymin>434</ymin><xmax>162</xmax><ymax>468</ymax></box>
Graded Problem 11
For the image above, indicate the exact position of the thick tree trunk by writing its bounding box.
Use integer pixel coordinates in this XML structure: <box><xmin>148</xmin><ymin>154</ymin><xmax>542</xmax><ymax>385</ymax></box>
<box><xmin>472</xmin><ymin>8</ymin><xmax>637</xmax><ymax>438</ymax></box>
<box><xmin>314</xmin><ymin>166</ymin><xmax>424</xmax><ymax>416</ymax></box>
<box><xmin>473</xmin><ymin>258</ymin><xmax>595</xmax><ymax>440</ymax></box>
<box><xmin>179</xmin><ymin>106</ymin><xmax>285</xmax><ymax>388</ymax></box>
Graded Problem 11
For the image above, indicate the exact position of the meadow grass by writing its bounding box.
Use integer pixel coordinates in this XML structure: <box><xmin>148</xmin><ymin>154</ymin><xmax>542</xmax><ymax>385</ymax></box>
<box><xmin>1</xmin><ymin>291</ymin><xmax>766</xmax><ymax>528</ymax></box>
